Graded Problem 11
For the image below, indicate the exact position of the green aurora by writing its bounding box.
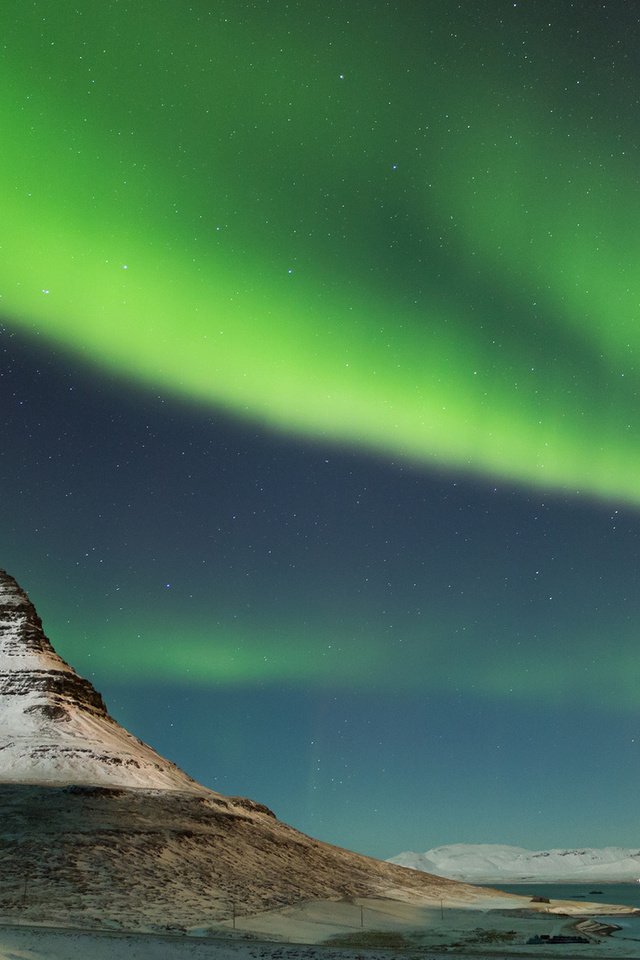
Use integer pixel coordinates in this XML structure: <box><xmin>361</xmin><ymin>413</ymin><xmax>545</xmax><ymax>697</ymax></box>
<box><xmin>83</xmin><ymin>619</ymin><xmax>639</xmax><ymax>709</ymax></box>
<box><xmin>2</xmin><ymin>2</ymin><xmax>640</xmax><ymax>501</ymax></box>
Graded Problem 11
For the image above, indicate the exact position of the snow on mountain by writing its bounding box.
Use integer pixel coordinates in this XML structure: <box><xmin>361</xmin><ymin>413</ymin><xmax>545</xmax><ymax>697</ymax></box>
<box><xmin>0</xmin><ymin>568</ymin><xmax>210</xmax><ymax>792</ymax></box>
<box><xmin>388</xmin><ymin>843</ymin><xmax>640</xmax><ymax>882</ymax></box>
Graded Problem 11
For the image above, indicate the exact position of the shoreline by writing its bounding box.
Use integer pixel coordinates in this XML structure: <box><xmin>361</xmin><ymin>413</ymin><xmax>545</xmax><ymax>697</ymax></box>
<box><xmin>0</xmin><ymin>909</ymin><xmax>638</xmax><ymax>960</ymax></box>
<box><xmin>0</xmin><ymin>892</ymin><xmax>638</xmax><ymax>960</ymax></box>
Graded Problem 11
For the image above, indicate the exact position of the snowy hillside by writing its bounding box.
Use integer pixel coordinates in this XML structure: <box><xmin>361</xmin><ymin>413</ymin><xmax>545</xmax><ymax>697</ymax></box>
<box><xmin>388</xmin><ymin>843</ymin><xmax>640</xmax><ymax>882</ymax></box>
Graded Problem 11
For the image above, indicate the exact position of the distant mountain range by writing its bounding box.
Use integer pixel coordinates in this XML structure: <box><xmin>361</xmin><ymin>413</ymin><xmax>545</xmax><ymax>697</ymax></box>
<box><xmin>388</xmin><ymin>844</ymin><xmax>640</xmax><ymax>882</ymax></box>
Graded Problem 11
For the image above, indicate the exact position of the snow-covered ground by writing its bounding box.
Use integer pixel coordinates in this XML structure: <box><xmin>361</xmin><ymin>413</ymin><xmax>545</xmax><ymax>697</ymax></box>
<box><xmin>0</xmin><ymin>926</ymin><xmax>458</xmax><ymax>960</ymax></box>
<box><xmin>388</xmin><ymin>843</ymin><xmax>640</xmax><ymax>882</ymax></box>
<box><xmin>1</xmin><ymin>893</ymin><xmax>639</xmax><ymax>960</ymax></box>
<box><xmin>223</xmin><ymin>892</ymin><xmax>639</xmax><ymax>945</ymax></box>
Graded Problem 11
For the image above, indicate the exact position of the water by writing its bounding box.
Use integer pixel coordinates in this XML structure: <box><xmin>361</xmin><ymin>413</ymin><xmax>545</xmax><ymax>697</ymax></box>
<box><xmin>486</xmin><ymin>883</ymin><xmax>640</xmax><ymax>944</ymax></box>
<box><xmin>487</xmin><ymin>882</ymin><xmax>640</xmax><ymax>910</ymax></box>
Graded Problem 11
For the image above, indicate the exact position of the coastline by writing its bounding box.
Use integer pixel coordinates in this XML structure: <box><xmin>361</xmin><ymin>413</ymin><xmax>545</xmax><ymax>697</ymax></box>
<box><xmin>0</xmin><ymin>890</ymin><xmax>638</xmax><ymax>959</ymax></box>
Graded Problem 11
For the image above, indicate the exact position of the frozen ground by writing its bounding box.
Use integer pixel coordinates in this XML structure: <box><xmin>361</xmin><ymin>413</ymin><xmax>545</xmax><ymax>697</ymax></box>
<box><xmin>223</xmin><ymin>893</ymin><xmax>639</xmax><ymax>945</ymax></box>
<box><xmin>0</xmin><ymin>926</ymin><xmax>455</xmax><ymax>960</ymax></box>
<box><xmin>0</xmin><ymin>894</ymin><xmax>639</xmax><ymax>960</ymax></box>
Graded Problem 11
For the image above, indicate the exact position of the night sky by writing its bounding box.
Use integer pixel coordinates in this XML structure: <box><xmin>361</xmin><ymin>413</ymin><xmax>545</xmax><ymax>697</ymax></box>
<box><xmin>1</xmin><ymin>1</ymin><xmax>639</xmax><ymax>859</ymax></box>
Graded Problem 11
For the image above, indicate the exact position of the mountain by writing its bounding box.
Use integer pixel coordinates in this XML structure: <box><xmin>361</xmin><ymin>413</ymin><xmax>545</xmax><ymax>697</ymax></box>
<box><xmin>388</xmin><ymin>843</ymin><xmax>640</xmax><ymax>882</ymax></box>
<box><xmin>0</xmin><ymin>568</ymin><xmax>506</xmax><ymax>932</ymax></box>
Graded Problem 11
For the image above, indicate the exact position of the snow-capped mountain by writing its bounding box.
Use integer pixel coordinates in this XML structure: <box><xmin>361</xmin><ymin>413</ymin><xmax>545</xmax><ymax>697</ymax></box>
<box><xmin>388</xmin><ymin>843</ymin><xmax>640</xmax><ymax>882</ymax></box>
<box><xmin>0</xmin><ymin>568</ymin><xmax>209</xmax><ymax>792</ymax></box>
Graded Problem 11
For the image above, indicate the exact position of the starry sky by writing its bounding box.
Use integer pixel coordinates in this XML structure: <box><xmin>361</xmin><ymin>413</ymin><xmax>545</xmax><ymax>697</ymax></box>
<box><xmin>1</xmin><ymin>0</ymin><xmax>639</xmax><ymax>859</ymax></box>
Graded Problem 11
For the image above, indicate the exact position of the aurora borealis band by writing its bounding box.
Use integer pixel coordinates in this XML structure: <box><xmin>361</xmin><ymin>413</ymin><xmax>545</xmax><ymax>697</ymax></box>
<box><xmin>3</xmin><ymin>0</ymin><xmax>640</xmax><ymax>501</ymax></box>
<box><xmin>1</xmin><ymin>1</ymin><xmax>640</xmax><ymax>857</ymax></box>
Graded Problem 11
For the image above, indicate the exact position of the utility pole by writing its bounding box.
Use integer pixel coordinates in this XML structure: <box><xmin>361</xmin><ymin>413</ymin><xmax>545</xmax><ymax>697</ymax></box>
<box><xmin>440</xmin><ymin>899</ymin><xmax>444</xmax><ymax>920</ymax></box>
<box><xmin>360</xmin><ymin>904</ymin><xmax>364</xmax><ymax>928</ymax></box>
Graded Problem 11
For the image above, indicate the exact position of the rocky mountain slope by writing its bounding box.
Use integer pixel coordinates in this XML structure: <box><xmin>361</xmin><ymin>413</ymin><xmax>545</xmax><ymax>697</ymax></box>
<box><xmin>0</xmin><ymin>783</ymin><xmax>480</xmax><ymax>932</ymax></box>
<box><xmin>388</xmin><ymin>843</ymin><xmax>640</xmax><ymax>882</ymax></box>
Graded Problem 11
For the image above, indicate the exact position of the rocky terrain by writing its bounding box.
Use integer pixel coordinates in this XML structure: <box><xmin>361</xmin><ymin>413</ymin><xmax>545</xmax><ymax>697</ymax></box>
<box><xmin>0</xmin><ymin>781</ymin><xmax>477</xmax><ymax>931</ymax></box>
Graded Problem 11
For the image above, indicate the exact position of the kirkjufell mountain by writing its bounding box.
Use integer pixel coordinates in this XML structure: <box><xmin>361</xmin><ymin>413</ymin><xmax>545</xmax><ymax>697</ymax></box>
<box><xmin>0</xmin><ymin>568</ymin><xmax>480</xmax><ymax>931</ymax></box>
